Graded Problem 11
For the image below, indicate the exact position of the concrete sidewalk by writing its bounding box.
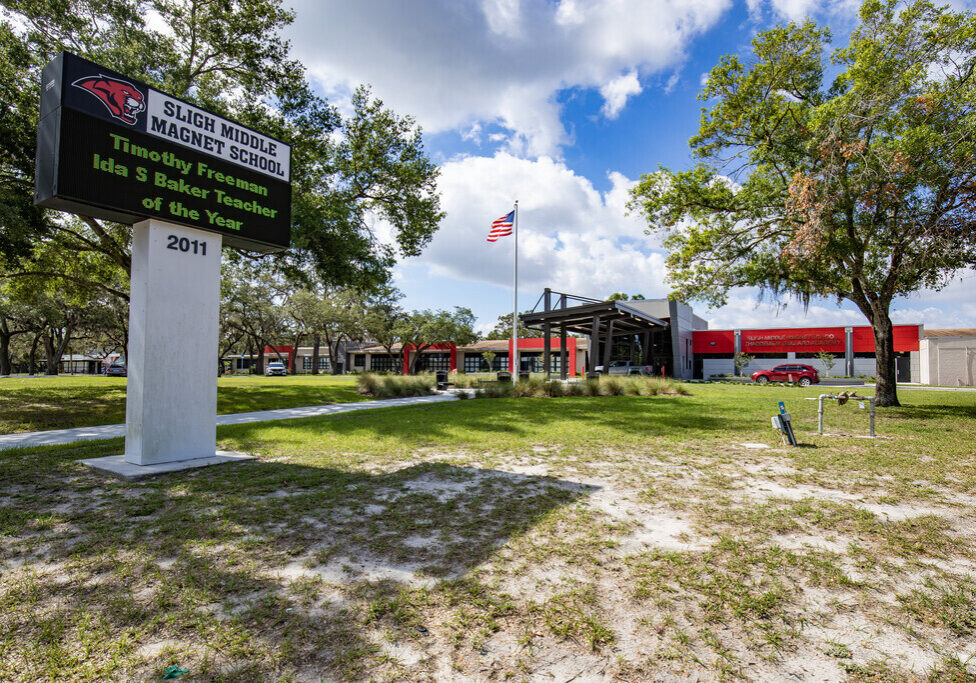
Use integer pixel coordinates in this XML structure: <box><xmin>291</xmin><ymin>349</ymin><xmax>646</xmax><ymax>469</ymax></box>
<box><xmin>0</xmin><ymin>393</ymin><xmax>458</xmax><ymax>452</ymax></box>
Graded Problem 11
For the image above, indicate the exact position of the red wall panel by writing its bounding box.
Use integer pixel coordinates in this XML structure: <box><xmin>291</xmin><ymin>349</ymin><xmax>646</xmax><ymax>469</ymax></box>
<box><xmin>893</xmin><ymin>325</ymin><xmax>922</xmax><ymax>352</ymax></box>
<box><xmin>852</xmin><ymin>325</ymin><xmax>920</xmax><ymax>352</ymax></box>
<box><xmin>694</xmin><ymin>324</ymin><xmax>922</xmax><ymax>355</ymax></box>
<box><xmin>692</xmin><ymin>331</ymin><xmax>735</xmax><ymax>354</ymax></box>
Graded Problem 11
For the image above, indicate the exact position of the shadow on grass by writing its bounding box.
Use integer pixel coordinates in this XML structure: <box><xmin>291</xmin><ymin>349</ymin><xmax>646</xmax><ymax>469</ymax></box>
<box><xmin>0</xmin><ymin>440</ymin><xmax>598</xmax><ymax>679</ymax></box>
<box><xmin>883</xmin><ymin>403</ymin><xmax>976</xmax><ymax>421</ymax></box>
<box><xmin>216</xmin><ymin>395</ymin><xmax>740</xmax><ymax>452</ymax></box>
<box><xmin>0</xmin><ymin>378</ymin><xmax>365</xmax><ymax>435</ymax></box>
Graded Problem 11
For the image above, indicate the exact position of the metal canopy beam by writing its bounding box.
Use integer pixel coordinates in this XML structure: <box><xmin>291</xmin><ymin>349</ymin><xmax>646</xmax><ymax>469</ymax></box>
<box><xmin>521</xmin><ymin>300</ymin><xmax>668</xmax><ymax>338</ymax></box>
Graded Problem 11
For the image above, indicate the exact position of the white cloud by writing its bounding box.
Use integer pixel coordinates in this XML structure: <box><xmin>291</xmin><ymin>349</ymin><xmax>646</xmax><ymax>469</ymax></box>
<box><xmin>746</xmin><ymin>0</ymin><xmax>861</xmax><ymax>22</ymax></box>
<box><xmin>663</xmin><ymin>72</ymin><xmax>681</xmax><ymax>94</ymax></box>
<box><xmin>600</xmin><ymin>70</ymin><xmax>642</xmax><ymax>119</ymax></box>
<box><xmin>286</xmin><ymin>0</ymin><xmax>732</xmax><ymax>157</ymax></box>
<box><xmin>406</xmin><ymin>152</ymin><xmax>667</xmax><ymax>298</ymax></box>
<box><xmin>702</xmin><ymin>291</ymin><xmax>865</xmax><ymax>330</ymax></box>
<box><xmin>904</xmin><ymin>269</ymin><xmax>976</xmax><ymax>305</ymax></box>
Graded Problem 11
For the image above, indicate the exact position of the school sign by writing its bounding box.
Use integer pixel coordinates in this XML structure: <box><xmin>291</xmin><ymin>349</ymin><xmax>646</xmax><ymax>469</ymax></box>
<box><xmin>35</xmin><ymin>52</ymin><xmax>291</xmax><ymax>252</ymax></box>
<box><xmin>33</xmin><ymin>53</ymin><xmax>294</xmax><ymax>476</ymax></box>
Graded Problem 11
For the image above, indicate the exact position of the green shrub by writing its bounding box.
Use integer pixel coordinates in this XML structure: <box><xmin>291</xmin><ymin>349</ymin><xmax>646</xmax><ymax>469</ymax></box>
<box><xmin>357</xmin><ymin>373</ymin><xmax>436</xmax><ymax>398</ymax></box>
<box><xmin>478</xmin><ymin>381</ymin><xmax>516</xmax><ymax>398</ymax></box>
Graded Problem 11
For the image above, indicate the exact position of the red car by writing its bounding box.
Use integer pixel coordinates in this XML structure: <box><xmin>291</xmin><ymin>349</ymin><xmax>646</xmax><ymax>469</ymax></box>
<box><xmin>751</xmin><ymin>364</ymin><xmax>819</xmax><ymax>386</ymax></box>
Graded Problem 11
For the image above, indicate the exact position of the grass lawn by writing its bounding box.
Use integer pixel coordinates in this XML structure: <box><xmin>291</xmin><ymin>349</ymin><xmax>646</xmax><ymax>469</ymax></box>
<box><xmin>1</xmin><ymin>384</ymin><xmax>975</xmax><ymax>680</ymax></box>
<box><xmin>0</xmin><ymin>375</ymin><xmax>367</xmax><ymax>435</ymax></box>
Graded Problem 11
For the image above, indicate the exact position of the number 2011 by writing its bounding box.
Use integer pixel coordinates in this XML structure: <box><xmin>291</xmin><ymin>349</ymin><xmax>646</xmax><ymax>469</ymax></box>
<box><xmin>166</xmin><ymin>235</ymin><xmax>207</xmax><ymax>255</ymax></box>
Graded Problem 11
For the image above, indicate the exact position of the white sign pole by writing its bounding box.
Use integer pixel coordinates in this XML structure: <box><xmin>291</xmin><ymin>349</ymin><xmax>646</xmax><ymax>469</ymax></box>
<box><xmin>125</xmin><ymin>219</ymin><xmax>222</xmax><ymax>465</ymax></box>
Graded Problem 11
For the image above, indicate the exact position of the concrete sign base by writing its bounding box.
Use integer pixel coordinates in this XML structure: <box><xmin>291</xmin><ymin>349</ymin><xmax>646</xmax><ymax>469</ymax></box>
<box><xmin>125</xmin><ymin>219</ymin><xmax>222</xmax><ymax>466</ymax></box>
<box><xmin>82</xmin><ymin>451</ymin><xmax>254</xmax><ymax>481</ymax></box>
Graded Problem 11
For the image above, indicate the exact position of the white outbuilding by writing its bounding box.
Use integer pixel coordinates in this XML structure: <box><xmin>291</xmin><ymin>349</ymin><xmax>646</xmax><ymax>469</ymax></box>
<box><xmin>919</xmin><ymin>329</ymin><xmax>976</xmax><ymax>387</ymax></box>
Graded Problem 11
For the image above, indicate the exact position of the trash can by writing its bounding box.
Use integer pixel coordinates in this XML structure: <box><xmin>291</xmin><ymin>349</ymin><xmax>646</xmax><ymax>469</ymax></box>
<box><xmin>496</xmin><ymin>371</ymin><xmax>512</xmax><ymax>382</ymax></box>
<box><xmin>518</xmin><ymin>371</ymin><xmax>530</xmax><ymax>382</ymax></box>
<box><xmin>435</xmin><ymin>370</ymin><xmax>449</xmax><ymax>389</ymax></box>
<box><xmin>586</xmin><ymin>372</ymin><xmax>600</xmax><ymax>381</ymax></box>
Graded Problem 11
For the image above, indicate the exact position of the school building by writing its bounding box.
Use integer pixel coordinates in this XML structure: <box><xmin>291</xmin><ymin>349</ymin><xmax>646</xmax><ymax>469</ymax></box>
<box><xmin>219</xmin><ymin>290</ymin><xmax>974</xmax><ymax>386</ymax></box>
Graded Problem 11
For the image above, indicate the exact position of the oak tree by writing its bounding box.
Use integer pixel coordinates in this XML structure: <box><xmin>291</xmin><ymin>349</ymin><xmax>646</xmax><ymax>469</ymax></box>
<box><xmin>0</xmin><ymin>0</ymin><xmax>442</xmax><ymax>296</ymax></box>
<box><xmin>629</xmin><ymin>0</ymin><xmax>976</xmax><ymax>406</ymax></box>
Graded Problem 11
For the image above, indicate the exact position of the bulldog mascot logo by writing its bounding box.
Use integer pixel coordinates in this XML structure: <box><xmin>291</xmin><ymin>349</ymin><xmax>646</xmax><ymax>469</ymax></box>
<box><xmin>72</xmin><ymin>75</ymin><xmax>145</xmax><ymax>124</ymax></box>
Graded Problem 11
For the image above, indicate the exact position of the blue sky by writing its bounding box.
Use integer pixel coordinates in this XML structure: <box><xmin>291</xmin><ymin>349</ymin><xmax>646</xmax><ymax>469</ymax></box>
<box><xmin>286</xmin><ymin>0</ymin><xmax>976</xmax><ymax>333</ymax></box>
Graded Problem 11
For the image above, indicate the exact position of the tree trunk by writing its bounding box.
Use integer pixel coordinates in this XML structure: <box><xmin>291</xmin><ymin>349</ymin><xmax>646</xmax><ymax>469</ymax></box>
<box><xmin>0</xmin><ymin>317</ymin><xmax>13</xmax><ymax>376</ymax></box>
<box><xmin>288</xmin><ymin>340</ymin><xmax>300</xmax><ymax>375</ymax></box>
<box><xmin>0</xmin><ymin>332</ymin><xmax>10</xmax><ymax>376</ymax></box>
<box><xmin>871</xmin><ymin>307</ymin><xmax>900</xmax><ymax>407</ymax></box>
<box><xmin>43</xmin><ymin>333</ymin><xmax>58</xmax><ymax>375</ymax></box>
<box><xmin>245</xmin><ymin>338</ymin><xmax>255</xmax><ymax>374</ymax></box>
<box><xmin>53</xmin><ymin>327</ymin><xmax>72</xmax><ymax>370</ymax></box>
<box><xmin>311</xmin><ymin>333</ymin><xmax>321</xmax><ymax>375</ymax></box>
<box><xmin>330</xmin><ymin>334</ymin><xmax>348</xmax><ymax>375</ymax></box>
<box><xmin>28</xmin><ymin>333</ymin><xmax>40</xmax><ymax>375</ymax></box>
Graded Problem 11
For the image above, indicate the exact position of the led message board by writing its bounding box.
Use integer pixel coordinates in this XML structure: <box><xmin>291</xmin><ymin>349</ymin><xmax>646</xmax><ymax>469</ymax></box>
<box><xmin>34</xmin><ymin>52</ymin><xmax>291</xmax><ymax>252</ymax></box>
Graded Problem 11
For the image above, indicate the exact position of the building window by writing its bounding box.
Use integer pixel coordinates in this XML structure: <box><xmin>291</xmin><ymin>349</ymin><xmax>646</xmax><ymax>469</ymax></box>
<box><xmin>488</xmin><ymin>353</ymin><xmax>508</xmax><ymax>371</ymax></box>
<box><xmin>417</xmin><ymin>352</ymin><xmax>450</xmax><ymax>372</ymax></box>
<box><xmin>462</xmin><ymin>352</ymin><xmax>508</xmax><ymax>372</ymax></box>
<box><xmin>353</xmin><ymin>354</ymin><xmax>365</xmax><ymax>368</ymax></box>
<box><xmin>302</xmin><ymin>356</ymin><xmax>331</xmax><ymax>371</ymax></box>
<box><xmin>463</xmin><ymin>354</ymin><xmax>487</xmax><ymax>372</ymax></box>
<box><xmin>370</xmin><ymin>354</ymin><xmax>398</xmax><ymax>372</ymax></box>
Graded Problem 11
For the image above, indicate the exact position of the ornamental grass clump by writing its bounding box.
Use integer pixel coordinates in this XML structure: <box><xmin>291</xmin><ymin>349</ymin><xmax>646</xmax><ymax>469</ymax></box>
<box><xmin>601</xmin><ymin>376</ymin><xmax>627</xmax><ymax>396</ymax></box>
<box><xmin>514</xmin><ymin>376</ymin><xmax>550</xmax><ymax>398</ymax></box>
<box><xmin>563</xmin><ymin>381</ymin><xmax>586</xmax><ymax>397</ymax></box>
<box><xmin>625</xmin><ymin>376</ymin><xmax>686</xmax><ymax>396</ymax></box>
<box><xmin>472</xmin><ymin>374</ymin><xmax>688</xmax><ymax>398</ymax></box>
<box><xmin>357</xmin><ymin>373</ymin><xmax>435</xmax><ymax>398</ymax></box>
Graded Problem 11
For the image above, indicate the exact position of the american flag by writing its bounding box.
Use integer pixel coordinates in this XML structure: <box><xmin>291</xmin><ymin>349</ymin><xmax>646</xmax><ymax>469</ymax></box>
<box><xmin>487</xmin><ymin>210</ymin><xmax>515</xmax><ymax>242</ymax></box>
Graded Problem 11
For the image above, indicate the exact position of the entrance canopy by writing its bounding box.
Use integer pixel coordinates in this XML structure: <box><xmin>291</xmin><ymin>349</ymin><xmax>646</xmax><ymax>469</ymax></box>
<box><xmin>520</xmin><ymin>290</ymin><xmax>672</xmax><ymax>376</ymax></box>
<box><xmin>520</xmin><ymin>293</ymin><xmax>667</xmax><ymax>335</ymax></box>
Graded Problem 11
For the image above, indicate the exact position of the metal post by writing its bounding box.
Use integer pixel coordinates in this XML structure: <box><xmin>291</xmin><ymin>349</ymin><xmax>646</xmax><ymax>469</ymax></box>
<box><xmin>543</xmin><ymin>288</ymin><xmax>551</xmax><ymax>380</ymax></box>
<box><xmin>588</xmin><ymin>314</ymin><xmax>600</xmax><ymax>373</ymax></box>
<box><xmin>543</xmin><ymin>323</ymin><xmax>551</xmax><ymax>379</ymax></box>
<box><xmin>845</xmin><ymin>327</ymin><xmax>854</xmax><ymax>378</ymax></box>
<box><xmin>560</xmin><ymin>323</ymin><xmax>568</xmax><ymax>380</ymax></box>
<box><xmin>602</xmin><ymin>320</ymin><xmax>615</xmax><ymax>371</ymax></box>
<box><xmin>818</xmin><ymin>394</ymin><xmax>827</xmax><ymax>434</ymax></box>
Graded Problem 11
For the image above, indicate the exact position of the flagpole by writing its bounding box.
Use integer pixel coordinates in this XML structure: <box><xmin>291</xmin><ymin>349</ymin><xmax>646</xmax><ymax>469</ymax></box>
<box><xmin>512</xmin><ymin>200</ymin><xmax>518</xmax><ymax>383</ymax></box>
